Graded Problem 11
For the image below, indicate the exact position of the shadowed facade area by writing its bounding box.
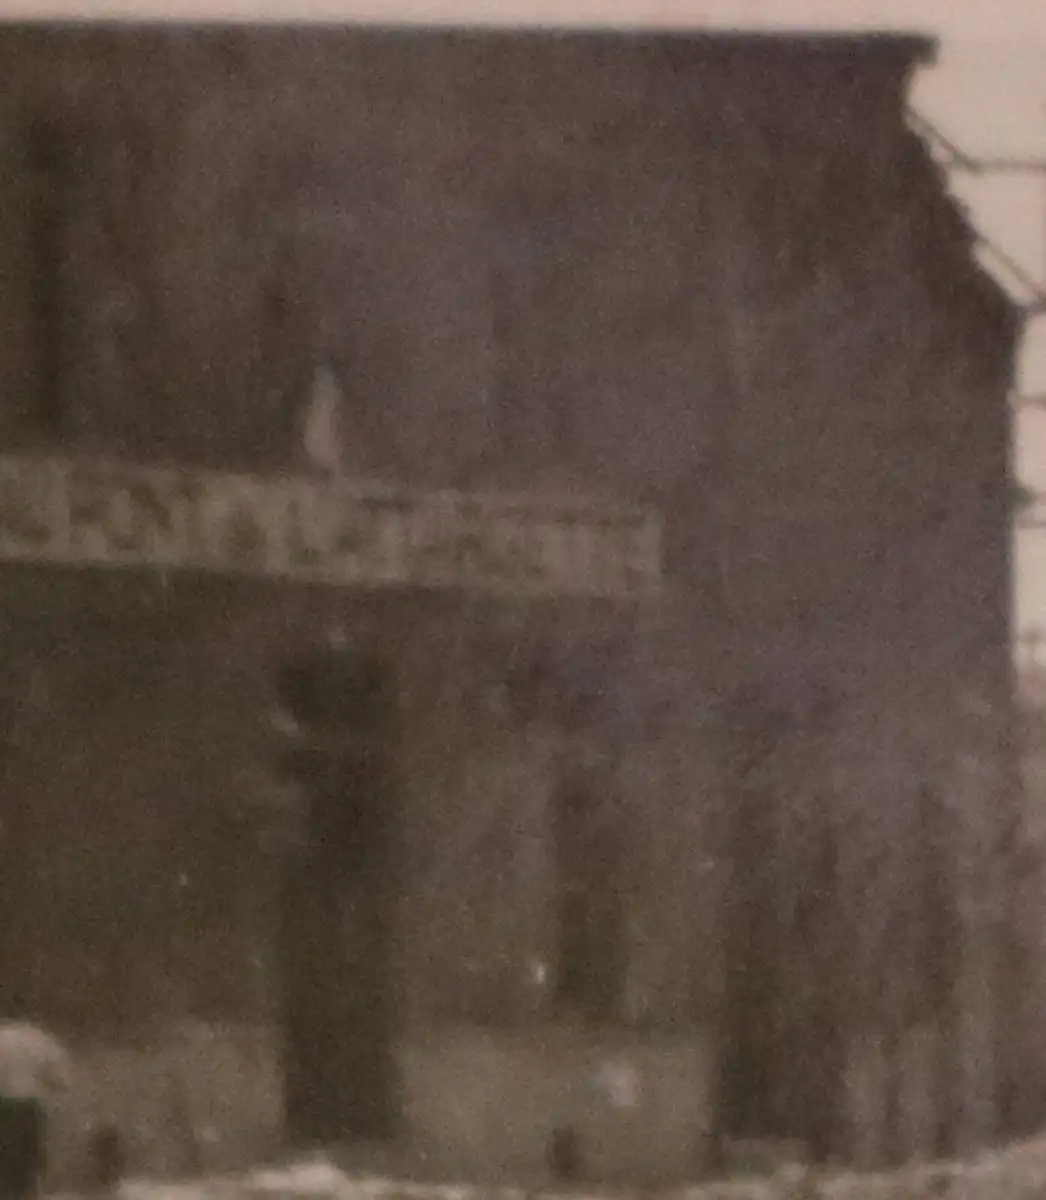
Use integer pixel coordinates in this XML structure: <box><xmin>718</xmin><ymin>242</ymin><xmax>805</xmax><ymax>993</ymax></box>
<box><xmin>0</xmin><ymin>23</ymin><xmax>1025</xmax><ymax>1185</ymax></box>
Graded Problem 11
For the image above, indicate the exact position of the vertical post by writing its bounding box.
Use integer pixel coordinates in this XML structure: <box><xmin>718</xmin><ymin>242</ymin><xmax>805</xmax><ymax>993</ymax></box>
<box><xmin>844</xmin><ymin>1032</ymin><xmax>890</xmax><ymax>1169</ymax></box>
<box><xmin>896</xmin><ymin>1022</ymin><xmax>941</xmax><ymax>1163</ymax></box>
<box><xmin>1041</xmin><ymin>118</ymin><xmax>1046</xmax><ymax>304</ymax></box>
<box><xmin>951</xmin><ymin>743</ymin><xmax>1000</xmax><ymax>1154</ymax></box>
<box><xmin>0</xmin><ymin>650</ymin><xmax>45</xmax><ymax>1018</ymax></box>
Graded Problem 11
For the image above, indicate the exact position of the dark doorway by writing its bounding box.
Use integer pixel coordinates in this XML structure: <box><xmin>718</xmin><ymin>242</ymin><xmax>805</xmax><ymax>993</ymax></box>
<box><xmin>274</xmin><ymin>648</ymin><xmax>398</xmax><ymax>1145</ymax></box>
<box><xmin>552</xmin><ymin>767</ymin><xmax>626</xmax><ymax>1022</ymax></box>
<box><xmin>716</xmin><ymin>683</ymin><xmax>844</xmax><ymax>1161</ymax></box>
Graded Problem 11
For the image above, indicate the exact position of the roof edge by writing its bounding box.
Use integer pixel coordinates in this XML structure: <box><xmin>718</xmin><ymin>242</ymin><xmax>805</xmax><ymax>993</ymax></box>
<box><xmin>0</xmin><ymin>20</ymin><xmax>938</xmax><ymax>55</ymax></box>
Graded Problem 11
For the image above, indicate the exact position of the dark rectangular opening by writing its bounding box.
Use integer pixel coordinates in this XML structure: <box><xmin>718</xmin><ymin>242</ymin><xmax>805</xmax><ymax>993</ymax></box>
<box><xmin>275</xmin><ymin>650</ymin><xmax>398</xmax><ymax>1146</ymax></box>
<box><xmin>25</xmin><ymin>111</ymin><xmax>76</xmax><ymax>440</ymax></box>
<box><xmin>552</xmin><ymin>769</ymin><xmax>625</xmax><ymax>1022</ymax></box>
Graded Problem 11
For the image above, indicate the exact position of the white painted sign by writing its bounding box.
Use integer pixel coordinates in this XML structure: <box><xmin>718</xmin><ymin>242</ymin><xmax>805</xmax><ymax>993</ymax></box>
<box><xmin>0</xmin><ymin>455</ymin><xmax>662</xmax><ymax>599</ymax></box>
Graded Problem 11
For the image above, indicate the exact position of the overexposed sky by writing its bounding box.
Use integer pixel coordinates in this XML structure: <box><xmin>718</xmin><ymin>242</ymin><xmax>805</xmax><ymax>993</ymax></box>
<box><xmin>0</xmin><ymin>0</ymin><xmax>1040</xmax><ymax>31</ymax></box>
<box><xmin>1</xmin><ymin>0</ymin><xmax>1044</xmax><ymax>632</ymax></box>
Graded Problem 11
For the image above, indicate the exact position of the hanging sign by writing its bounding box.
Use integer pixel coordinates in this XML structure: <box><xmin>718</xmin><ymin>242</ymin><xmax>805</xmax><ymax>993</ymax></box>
<box><xmin>0</xmin><ymin>455</ymin><xmax>662</xmax><ymax>600</ymax></box>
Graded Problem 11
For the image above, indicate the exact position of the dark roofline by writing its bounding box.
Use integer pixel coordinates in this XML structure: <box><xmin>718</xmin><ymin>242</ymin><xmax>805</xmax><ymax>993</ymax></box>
<box><xmin>899</xmin><ymin>124</ymin><xmax>1027</xmax><ymax>335</ymax></box>
<box><xmin>0</xmin><ymin>20</ymin><xmax>937</xmax><ymax>60</ymax></box>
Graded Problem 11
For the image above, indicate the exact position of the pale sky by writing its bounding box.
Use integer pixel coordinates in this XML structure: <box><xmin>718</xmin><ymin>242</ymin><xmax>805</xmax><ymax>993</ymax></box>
<box><xmin>0</xmin><ymin>0</ymin><xmax>1043</xmax><ymax>633</ymax></box>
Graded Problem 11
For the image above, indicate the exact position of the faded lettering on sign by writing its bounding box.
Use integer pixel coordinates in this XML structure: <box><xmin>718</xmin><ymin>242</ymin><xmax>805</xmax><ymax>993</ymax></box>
<box><xmin>0</xmin><ymin>455</ymin><xmax>663</xmax><ymax>600</ymax></box>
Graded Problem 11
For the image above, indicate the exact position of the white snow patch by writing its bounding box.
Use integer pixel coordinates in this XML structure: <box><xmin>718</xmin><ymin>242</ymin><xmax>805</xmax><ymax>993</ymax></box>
<box><xmin>70</xmin><ymin>1134</ymin><xmax>1046</xmax><ymax>1200</ymax></box>
<box><xmin>121</xmin><ymin>1185</ymin><xmax>238</xmax><ymax>1200</ymax></box>
<box><xmin>246</xmin><ymin>1158</ymin><xmax>351</xmax><ymax>1194</ymax></box>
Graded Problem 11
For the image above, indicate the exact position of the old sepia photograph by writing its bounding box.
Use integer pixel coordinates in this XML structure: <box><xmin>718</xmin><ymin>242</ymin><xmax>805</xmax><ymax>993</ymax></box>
<box><xmin>0</xmin><ymin>5</ymin><xmax>1043</xmax><ymax>1197</ymax></box>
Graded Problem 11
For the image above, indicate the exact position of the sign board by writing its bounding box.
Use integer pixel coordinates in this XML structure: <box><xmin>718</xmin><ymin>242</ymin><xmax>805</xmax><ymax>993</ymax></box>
<box><xmin>0</xmin><ymin>455</ymin><xmax>662</xmax><ymax>600</ymax></box>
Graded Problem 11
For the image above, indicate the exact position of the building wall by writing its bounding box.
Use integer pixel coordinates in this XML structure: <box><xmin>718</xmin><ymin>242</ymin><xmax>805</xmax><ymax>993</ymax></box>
<box><xmin>0</xmin><ymin>25</ymin><xmax>1021</xmax><ymax>1178</ymax></box>
<box><xmin>0</xmin><ymin>578</ymin><xmax>715</xmax><ymax>1184</ymax></box>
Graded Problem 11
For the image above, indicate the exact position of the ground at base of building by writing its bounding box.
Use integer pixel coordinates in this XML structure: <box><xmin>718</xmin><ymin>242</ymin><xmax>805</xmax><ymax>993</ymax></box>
<box><xmin>42</xmin><ymin>1134</ymin><xmax>1046</xmax><ymax>1200</ymax></box>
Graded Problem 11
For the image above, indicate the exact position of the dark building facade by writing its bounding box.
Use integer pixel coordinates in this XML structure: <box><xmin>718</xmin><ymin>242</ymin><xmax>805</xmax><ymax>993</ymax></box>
<box><xmin>0</xmin><ymin>24</ymin><xmax>1024</xmax><ymax>1184</ymax></box>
